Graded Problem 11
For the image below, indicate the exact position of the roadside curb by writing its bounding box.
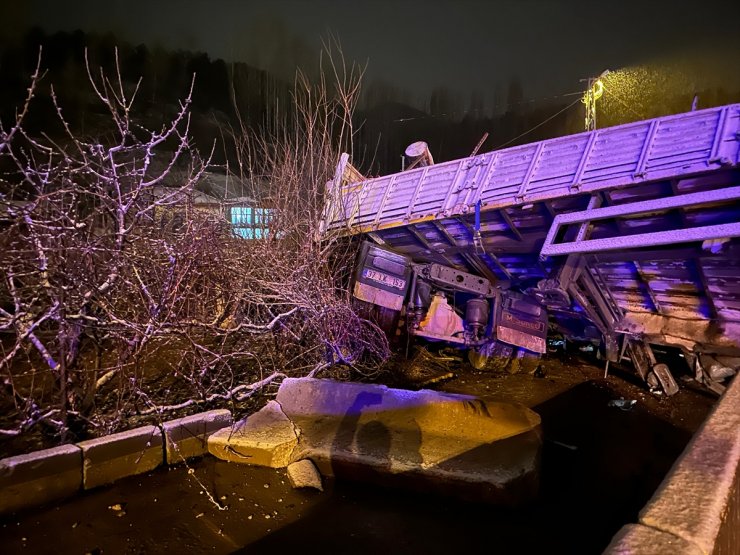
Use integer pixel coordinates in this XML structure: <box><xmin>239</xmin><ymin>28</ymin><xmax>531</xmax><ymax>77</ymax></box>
<box><xmin>79</xmin><ymin>425</ymin><xmax>163</xmax><ymax>490</ymax></box>
<box><xmin>0</xmin><ymin>444</ymin><xmax>82</xmax><ymax>515</ymax></box>
<box><xmin>163</xmin><ymin>409</ymin><xmax>232</xmax><ymax>464</ymax></box>
<box><xmin>0</xmin><ymin>409</ymin><xmax>232</xmax><ymax>516</ymax></box>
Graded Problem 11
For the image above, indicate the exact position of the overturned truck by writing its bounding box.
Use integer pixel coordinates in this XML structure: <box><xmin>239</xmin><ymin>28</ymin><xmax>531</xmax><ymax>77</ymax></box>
<box><xmin>322</xmin><ymin>104</ymin><xmax>740</xmax><ymax>396</ymax></box>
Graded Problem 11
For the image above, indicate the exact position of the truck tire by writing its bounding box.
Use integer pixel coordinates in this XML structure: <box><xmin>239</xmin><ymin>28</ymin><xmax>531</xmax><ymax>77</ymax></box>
<box><xmin>509</xmin><ymin>348</ymin><xmax>541</xmax><ymax>374</ymax></box>
<box><xmin>468</xmin><ymin>341</ymin><xmax>513</xmax><ymax>372</ymax></box>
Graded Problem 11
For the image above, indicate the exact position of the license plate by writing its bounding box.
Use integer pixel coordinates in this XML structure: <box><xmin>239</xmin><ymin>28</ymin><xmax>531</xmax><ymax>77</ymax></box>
<box><xmin>363</xmin><ymin>268</ymin><xmax>406</xmax><ymax>290</ymax></box>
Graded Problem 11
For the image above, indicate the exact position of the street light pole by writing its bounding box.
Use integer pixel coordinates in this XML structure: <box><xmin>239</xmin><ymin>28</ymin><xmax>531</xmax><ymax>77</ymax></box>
<box><xmin>582</xmin><ymin>70</ymin><xmax>609</xmax><ymax>131</ymax></box>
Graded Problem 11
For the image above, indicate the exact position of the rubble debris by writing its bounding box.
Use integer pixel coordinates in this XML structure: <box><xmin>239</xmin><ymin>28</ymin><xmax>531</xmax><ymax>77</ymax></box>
<box><xmin>708</xmin><ymin>365</ymin><xmax>736</xmax><ymax>382</ymax></box>
<box><xmin>700</xmin><ymin>354</ymin><xmax>736</xmax><ymax>382</ymax></box>
<box><xmin>286</xmin><ymin>459</ymin><xmax>323</xmax><ymax>492</ymax></box>
<box><xmin>695</xmin><ymin>354</ymin><xmax>733</xmax><ymax>395</ymax></box>
<box><xmin>401</xmin><ymin>346</ymin><xmax>457</xmax><ymax>387</ymax></box>
<box><xmin>608</xmin><ymin>399</ymin><xmax>637</xmax><ymax>411</ymax></box>
<box><xmin>547</xmin><ymin>439</ymin><xmax>578</xmax><ymax>451</ymax></box>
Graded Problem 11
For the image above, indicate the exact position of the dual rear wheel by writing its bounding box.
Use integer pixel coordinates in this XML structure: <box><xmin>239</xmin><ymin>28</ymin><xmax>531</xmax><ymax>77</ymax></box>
<box><xmin>468</xmin><ymin>341</ymin><xmax>540</xmax><ymax>373</ymax></box>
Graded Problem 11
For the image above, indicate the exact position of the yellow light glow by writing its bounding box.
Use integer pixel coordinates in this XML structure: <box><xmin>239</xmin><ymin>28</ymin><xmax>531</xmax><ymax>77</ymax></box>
<box><xmin>592</xmin><ymin>79</ymin><xmax>604</xmax><ymax>100</ymax></box>
<box><xmin>582</xmin><ymin>76</ymin><xmax>607</xmax><ymax>131</ymax></box>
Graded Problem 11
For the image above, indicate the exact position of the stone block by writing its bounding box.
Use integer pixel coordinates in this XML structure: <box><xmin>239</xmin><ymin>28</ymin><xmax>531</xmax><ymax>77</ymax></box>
<box><xmin>287</xmin><ymin>459</ymin><xmax>323</xmax><ymax>491</ymax></box>
<box><xmin>162</xmin><ymin>409</ymin><xmax>232</xmax><ymax>464</ymax></box>
<box><xmin>0</xmin><ymin>444</ymin><xmax>82</xmax><ymax>515</ymax></box>
<box><xmin>208</xmin><ymin>401</ymin><xmax>299</xmax><ymax>467</ymax></box>
<box><xmin>603</xmin><ymin>524</ymin><xmax>703</xmax><ymax>555</ymax></box>
<box><xmin>78</xmin><ymin>425</ymin><xmax>163</xmax><ymax>489</ymax></box>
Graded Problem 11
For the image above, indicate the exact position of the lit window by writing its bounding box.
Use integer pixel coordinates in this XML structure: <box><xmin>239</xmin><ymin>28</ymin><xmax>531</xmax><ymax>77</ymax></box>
<box><xmin>230</xmin><ymin>206</ymin><xmax>272</xmax><ymax>239</ymax></box>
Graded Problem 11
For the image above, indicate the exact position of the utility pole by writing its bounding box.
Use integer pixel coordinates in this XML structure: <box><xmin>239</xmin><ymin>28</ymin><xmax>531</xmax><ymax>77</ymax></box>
<box><xmin>581</xmin><ymin>70</ymin><xmax>609</xmax><ymax>131</ymax></box>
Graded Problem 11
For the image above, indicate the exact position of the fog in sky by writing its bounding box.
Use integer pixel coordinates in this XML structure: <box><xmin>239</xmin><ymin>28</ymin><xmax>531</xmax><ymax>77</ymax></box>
<box><xmin>4</xmin><ymin>0</ymin><xmax>740</xmax><ymax>111</ymax></box>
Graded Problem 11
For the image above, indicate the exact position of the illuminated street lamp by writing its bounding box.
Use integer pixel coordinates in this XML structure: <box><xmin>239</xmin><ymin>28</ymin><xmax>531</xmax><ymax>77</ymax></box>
<box><xmin>582</xmin><ymin>69</ymin><xmax>610</xmax><ymax>131</ymax></box>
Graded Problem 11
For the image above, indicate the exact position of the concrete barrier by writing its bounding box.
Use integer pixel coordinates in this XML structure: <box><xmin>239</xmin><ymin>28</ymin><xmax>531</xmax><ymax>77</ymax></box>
<box><xmin>78</xmin><ymin>425</ymin><xmax>163</xmax><ymax>489</ymax></box>
<box><xmin>162</xmin><ymin>409</ymin><xmax>232</xmax><ymax>464</ymax></box>
<box><xmin>604</xmin><ymin>374</ymin><xmax>740</xmax><ymax>554</ymax></box>
<box><xmin>605</xmin><ymin>523</ymin><xmax>703</xmax><ymax>555</ymax></box>
<box><xmin>0</xmin><ymin>444</ymin><xmax>82</xmax><ymax>515</ymax></box>
<box><xmin>209</xmin><ymin>378</ymin><xmax>542</xmax><ymax>504</ymax></box>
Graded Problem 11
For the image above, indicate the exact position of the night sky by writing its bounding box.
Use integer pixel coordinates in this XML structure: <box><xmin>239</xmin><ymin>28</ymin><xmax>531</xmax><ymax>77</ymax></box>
<box><xmin>6</xmin><ymin>0</ymin><xmax>740</xmax><ymax>112</ymax></box>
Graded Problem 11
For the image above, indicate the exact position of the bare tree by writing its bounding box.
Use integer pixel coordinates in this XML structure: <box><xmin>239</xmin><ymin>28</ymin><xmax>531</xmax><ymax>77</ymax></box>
<box><xmin>225</xmin><ymin>39</ymin><xmax>390</xmax><ymax>376</ymax></box>
<box><xmin>0</xmin><ymin>48</ymin><xmax>213</xmax><ymax>437</ymax></box>
<box><xmin>0</xmin><ymin>43</ymin><xmax>389</xmax><ymax>446</ymax></box>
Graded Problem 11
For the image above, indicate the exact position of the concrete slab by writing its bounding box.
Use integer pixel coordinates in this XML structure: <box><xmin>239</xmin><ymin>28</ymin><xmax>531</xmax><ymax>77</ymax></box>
<box><xmin>638</xmin><ymin>374</ymin><xmax>740</xmax><ymax>554</ymax></box>
<box><xmin>162</xmin><ymin>409</ymin><xmax>232</xmax><ymax>464</ymax></box>
<box><xmin>278</xmin><ymin>378</ymin><xmax>540</xmax><ymax>460</ymax></box>
<box><xmin>210</xmin><ymin>378</ymin><xmax>542</xmax><ymax>503</ymax></box>
<box><xmin>0</xmin><ymin>444</ymin><xmax>82</xmax><ymax>515</ymax></box>
<box><xmin>279</xmin><ymin>378</ymin><xmax>541</xmax><ymax>503</ymax></box>
<box><xmin>78</xmin><ymin>425</ymin><xmax>163</xmax><ymax>490</ymax></box>
<box><xmin>208</xmin><ymin>400</ymin><xmax>299</xmax><ymax>467</ymax></box>
<box><xmin>603</xmin><ymin>524</ymin><xmax>703</xmax><ymax>555</ymax></box>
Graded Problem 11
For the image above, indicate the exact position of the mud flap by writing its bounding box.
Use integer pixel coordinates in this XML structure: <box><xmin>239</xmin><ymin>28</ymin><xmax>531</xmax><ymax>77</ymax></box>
<box><xmin>626</xmin><ymin>340</ymin><xmax>652</xmax><ymax>381</ymax></box>
<box><xmin>651</xmin><ymin>363</ymin><xmax>679</xmax><ymax>397</ymax></box>
<box><xmin>628</xmin><ymin>340</ymin><xmax>679</xmax><ymax>396</ymax></box>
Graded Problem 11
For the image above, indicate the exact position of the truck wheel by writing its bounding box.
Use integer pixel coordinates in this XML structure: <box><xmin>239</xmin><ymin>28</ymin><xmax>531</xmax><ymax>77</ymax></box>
<box><xmin>509</xmin><ymin>348</ymin><xmax>540</xmax><ymax>374</ymax></box>
<box><xmin>468</xmin><ymin>341</ymin><xmax>513</xmax><ymax>372</ymax></box>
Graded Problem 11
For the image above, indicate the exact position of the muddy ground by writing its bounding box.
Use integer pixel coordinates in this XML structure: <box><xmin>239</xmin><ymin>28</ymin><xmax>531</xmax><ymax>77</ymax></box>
<box><xmin>0</xmin><ymin>352</ymin><xmax>719</xmax><ymax>554</ymax></box>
